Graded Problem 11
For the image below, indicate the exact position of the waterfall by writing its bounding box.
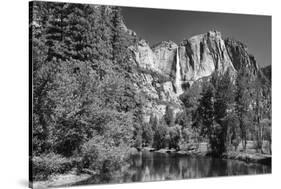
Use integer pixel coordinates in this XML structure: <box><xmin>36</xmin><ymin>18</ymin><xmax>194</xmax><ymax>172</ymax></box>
<box><xmin>175</xmin><ymin>47</ymin><xmax>183</xmax><ymax>95</ymax></box>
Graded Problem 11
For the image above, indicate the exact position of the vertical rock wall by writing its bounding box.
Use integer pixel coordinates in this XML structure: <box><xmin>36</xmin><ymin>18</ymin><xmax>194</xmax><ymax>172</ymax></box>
<box><xmin>129</xmin><ymin>30</ymin><xmax>257</xmax><ymax>122</ymax></box>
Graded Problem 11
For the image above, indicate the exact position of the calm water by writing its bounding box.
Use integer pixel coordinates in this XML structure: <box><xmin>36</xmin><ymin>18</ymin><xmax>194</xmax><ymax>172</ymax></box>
<box><xmin>123</xmin><ymin>151</ymin><xmax>271</xmax><ymax>182</ymax></box>
<box><xmin>76</xmin><ymin>150</ymin><xmax>271</xmax><ymax>185</ymax></box>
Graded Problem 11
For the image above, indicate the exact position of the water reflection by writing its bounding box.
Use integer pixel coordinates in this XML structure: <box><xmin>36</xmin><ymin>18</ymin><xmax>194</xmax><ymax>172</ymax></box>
<box><xmin>75</xmin><ymin>150</ymin><xmax>271</xmax><ymax>186</ymax></box>
<box><xmin>125</xmin><ymin>150</ymin><xmax>271</xmax><ymax>182</ymax></box>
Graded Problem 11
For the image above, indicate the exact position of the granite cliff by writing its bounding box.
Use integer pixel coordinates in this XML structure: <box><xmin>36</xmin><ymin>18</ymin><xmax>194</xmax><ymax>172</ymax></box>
<box><xmin>125</xmin><ymin>28</ymin><xmax>259</xmax><ymax>122</ymax></box>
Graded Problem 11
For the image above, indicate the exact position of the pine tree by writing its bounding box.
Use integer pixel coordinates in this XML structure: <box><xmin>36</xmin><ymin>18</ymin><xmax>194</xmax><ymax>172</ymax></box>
<box><xmin>179</xmin><ymin>85</ymin><xmax>199</xmax><ymax>129</ymax></box>
<box><xmin>212</xmin><ymin>71</ymin><xmax>234</xmax><ymax>155</ymax></box>
<box><xmin>111</xmin><ymin>8</ymin><xmax>129</xmax><ymax>70</ymax></box>
<box><xmin>153</xmin><ymin>118</ymin><xmax>168</xmax><ymax>149</ymax></box>
<box><xmin>31</xmin><ymin>2</ymin><xmax>146</xmax><ymax>179</ymax></box>
<box><xmin>195</xmin><ymin>82</ymin><xmax>215</xmax><ymax>138</ymax></box>
<box><xmin>31</xmin><ymin>1</ymin><xmax>59</xmax><ymax>154</ymax></box>
<box><xmin>251</xmin><ymin>73</ymin><xmax>272</xmax><ymax>153</ymax></box>
<box><xmin>44</xmin><ymin>2</ymin><xmax>67</xmax><ymax>61</ymax></box>
<box><xmin>193</xmin><ymin>71</ymin><xmax>234</xmax><ymax>156</ymax></box>
<box><xmin>193</xmin><ymin>81</ymin><xmax>216</xmax><ymax>154</ymax></box>
<box><xmin>164</xmin><ymin>105</ymin><xmax>174</xmax><ymax>127</ymax></box>
<box><xmin>235</xmin><ymin>68</ymin><xmax>252</xmax><ymax>151</ymax></box>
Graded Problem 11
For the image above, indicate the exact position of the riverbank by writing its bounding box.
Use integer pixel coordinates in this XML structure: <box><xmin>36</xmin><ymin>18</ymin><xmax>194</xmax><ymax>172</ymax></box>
<box><xmin>32</xmin><ymin>171</ymin><xmax>92</xmax><ymax>189</ymax></box>
<box><xmin>32</xmin><ymin>147</ymin><xmax>271</xmax><ymax>188</ymax></box>
<box><xmin>136</xmin><ymin>145</ymin><xmax>271</xmax><ymax>166</ymax></box>
<box><xmin>222</xmin><ymin>151</ymin><xmax>272</xmax><ymax>166</ymax></box>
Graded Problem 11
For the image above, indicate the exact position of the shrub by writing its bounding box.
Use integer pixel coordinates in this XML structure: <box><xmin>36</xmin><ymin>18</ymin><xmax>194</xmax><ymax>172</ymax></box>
<box><xmin>153</xmin><ymin>119</ymin><xmax>168</xmax><ymax>149</ymax></box>
<box><xmin>167</xmin><ymin>125</ymin><xmax>181</xmax><ymax>150</ymax></box>
<box><xmin>81</xmin><ymin>135</ymin><xmax>130</xmax><ymax>180</ymax></box>
<box><xmin>32</xmin><ymin>153</ymin><xmax>73</xmax><ymax>181</ymax></box>
<box><xmin>164</xmin><ymin>105</ymin><xmax>174</xmax><ymax>126</ymax></box>
<box><xmin>182</xmin><ymin>128</ymin><xmax>193</xmax><ymax>143</ymax></box>
<box><xmin>142</xmin><ymin>122</ymin><xmax>154</xmax><ymax>146</ymax></box>
<box><xmin>208</xmin><ymin>122</ymin><xmax>226</xmax><ymax>156</ymax></box>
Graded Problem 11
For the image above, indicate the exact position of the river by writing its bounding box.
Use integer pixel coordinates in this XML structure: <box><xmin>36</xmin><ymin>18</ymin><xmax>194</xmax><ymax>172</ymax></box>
<box><xmin>76</xmin><ymin>150</ymin><xmax>271</xmax><ymax>185</ymax></box>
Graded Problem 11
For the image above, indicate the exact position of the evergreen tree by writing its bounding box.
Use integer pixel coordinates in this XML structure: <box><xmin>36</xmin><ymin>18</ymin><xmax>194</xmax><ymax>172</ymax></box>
<box><xmin>31</xmin><ymin>2</ymin><xmax>139</xmax><ymax>171</ymax></box>
<box><xmin>195</xmin><ymin>82</ymin><xmax>215</xmax><ymax>139</ymax></box>
<box><xmin>178</xmin><ymin>85</ymin><xmax>200</xmax><ymax>131</ymax></box>
<box><xmin>193</xmin><ymin>72</ymin><xmax>234</xmax><ymax>156</ymax></box>
<box><xmin>31</xmin><ymin>1</ymin><xmax>60</xmax><ymax>154</ymax></box>
<box><xmin>111</xmin><ymin>7</ymin><xmax>135</xmax><ymax>73</ymax></box>
<box><xmin>164</xmin><ymin>105</ymin><xmax>174</xmax><ymax>127</ymax></box>
<box><xmin>251</xmin><ymin>74</ymin><xmax>271</xmax><ymax>153</ymax></box>
<box><xmin>142</xmin><ymin>122</ymin><xmax>154</xmax><ymax>146</ymax></box>
<box><xmin>235</xmin><ymin>68</ymin><xmax>252</xmax><ymax>151</ymax></box>
<box><xmin>153</xmin><ymin>118</ymin><xmax>168</xmax><ymax>149</ymax></box>
<box><xmin>44</xmin><ymin>2</ymin><xmax>67</xmax><ymax>61</ymax></box>
<box><xmin>212</xmin><ymin>71</ymin><xmax>234</xmax><ymax>155</ymax></box>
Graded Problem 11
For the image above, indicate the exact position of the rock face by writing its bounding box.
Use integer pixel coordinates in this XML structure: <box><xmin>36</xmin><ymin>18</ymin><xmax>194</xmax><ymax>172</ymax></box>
<box><xmin>132</xmin><ymin>40</ymin><xmax>178</xmax><ymax>79</ymax></box>
<box><xmin>152</xmin><ymin>41</ymin><xmax>178</xmax><ymax>78</ymax></box>
<box><xmin>128</xmin><ymin>30</ymin><xmax>258</xmax><ymax>122</ymax></box>
<box><xmin>130</xmin><ymin>39</ymin><xmax>181</xmax><ymax>122</ymax></box>
<box><xmin>261</xmin><ymin>65</ymin><xmax>271</xmax><ymax>82</ymax></box>
<box><xmin>225</xmin><ymin>38</ymin><xmax>258</xmax><ymax>74</ymax></box>
<box><xmin>178</xmin><ymin>31</ymin><xmax>235</xmax><ymax>82</ymax></box>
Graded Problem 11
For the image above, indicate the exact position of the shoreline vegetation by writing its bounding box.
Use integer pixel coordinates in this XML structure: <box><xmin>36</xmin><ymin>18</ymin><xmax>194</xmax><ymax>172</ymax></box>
<box><xmin>32</xmin><ymin>144</ymin><xmax>271</xmax><ymax>188</ymax></box>
<box><xmin>137</xmin><ymin>144</ymin><xmax>271</xmax><ymax>166</ymax></box>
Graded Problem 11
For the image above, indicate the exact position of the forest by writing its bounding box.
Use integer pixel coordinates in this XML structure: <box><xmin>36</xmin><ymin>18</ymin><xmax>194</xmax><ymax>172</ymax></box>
<box><xmin>30</xmin><ymin>1</ymin><xmax>271</xmax><ymax>183</ymax></box>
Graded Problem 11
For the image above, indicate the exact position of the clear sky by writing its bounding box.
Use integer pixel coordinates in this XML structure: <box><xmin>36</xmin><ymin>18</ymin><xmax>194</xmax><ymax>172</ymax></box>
<box><xmin>122</xmin><ymin>7</ymin><xmax>271</xmax><ymax>67</ymax></box>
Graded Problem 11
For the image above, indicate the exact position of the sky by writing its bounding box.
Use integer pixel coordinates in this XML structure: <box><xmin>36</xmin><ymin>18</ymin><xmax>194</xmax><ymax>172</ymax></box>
<box><xmin>122</xmin><ymin>7</ymin><xmax>271</xmax><ymax>67</ymax></box>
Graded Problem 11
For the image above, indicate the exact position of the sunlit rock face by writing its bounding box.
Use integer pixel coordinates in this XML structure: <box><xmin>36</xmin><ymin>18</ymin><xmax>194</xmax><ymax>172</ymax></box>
<box><xmin>132</xmin><ymin>31</ymin><xmax>237</xmax><ymax>95</ymax></box>
<box><xmin>128</xmin><ymin>30</ymin><xmax>258</xmax><ymax>122</ymax></box>
<box><xmin>133</xmin><ymin>39</ymin><xmax>159</xmax><ymax>72</ymax></box>
<box><xmin>178</xmin><ymin>31</ymin><xmax>235</xmax><ymax>82</ymax></box>
<box><xmin>152</xmin><ymin>41</ymin><xmax>178</xmax><ymax>78</ymax></box>
<box><xmin>132</xmin><ymin>40</ymin><xmax>178</xmax><ymax>79</ymax></box>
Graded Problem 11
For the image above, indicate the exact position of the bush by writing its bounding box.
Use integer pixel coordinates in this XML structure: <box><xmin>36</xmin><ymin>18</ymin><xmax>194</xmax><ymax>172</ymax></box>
<box><xmin>153</xmin><ymin>119</ymin><xmax>168</xmax><ymax>149</ymax></box>
<box><xmin>81</xmin><ymin>135</ymin><xmax>130</xmax><ymax>180</ymax></box>
<box><xmin>181</xmin><ymin>128</ymin><xmax>193</xmax><ymax>143</ymax></box>
<box><xmin>167</xmin><ymin>125</ymin><xmax>181</xmax><ymax>149</ymax></box>
<box><xmin>209</xmin><ymin>122</ymin><xmax>227</xmax><ymax>156</ymax></box>
<box><xmin>32</xmin><ymin>153</ymin><xmax>73</xmax><ymax>181</ymax></box>
<box><xmin>142</xmin><ymin>122</ymin><xmax>154</xmax><ymax>146</ymax></box>
<box><xmin>134</xmin><ymin>132</ymin><xmax>142</xmax><ymax>149</ymax></box>
<box><xmin>164</xmin><ymin>105</ymin><xmax>174</xmax><ymax>126</ymax></box>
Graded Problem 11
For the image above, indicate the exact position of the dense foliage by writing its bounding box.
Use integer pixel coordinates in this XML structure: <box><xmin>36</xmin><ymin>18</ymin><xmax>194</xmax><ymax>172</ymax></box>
<box><xmin>191</xmin><ymin>68</ymin><xmax>271</xmax><ymax>156</ymax></box>
<box><xmin>31</xmin><ymin>2</ymin><xmax>139</xmax><ymax>180</ymax></box>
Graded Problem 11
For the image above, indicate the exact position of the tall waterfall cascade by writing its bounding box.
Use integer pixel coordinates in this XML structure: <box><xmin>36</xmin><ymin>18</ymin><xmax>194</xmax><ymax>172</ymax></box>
<box><xmin>175</xmin><ymin>47</ymin><xmax>183</xmax><ymax>95</ymax></box>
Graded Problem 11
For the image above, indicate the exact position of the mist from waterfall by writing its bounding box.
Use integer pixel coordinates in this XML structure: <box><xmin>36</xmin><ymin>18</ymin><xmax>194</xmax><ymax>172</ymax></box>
<box><xmin>175</xmin><ymin>47</ymin><xmax>183</xmax><ymax>95</ymax></box>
